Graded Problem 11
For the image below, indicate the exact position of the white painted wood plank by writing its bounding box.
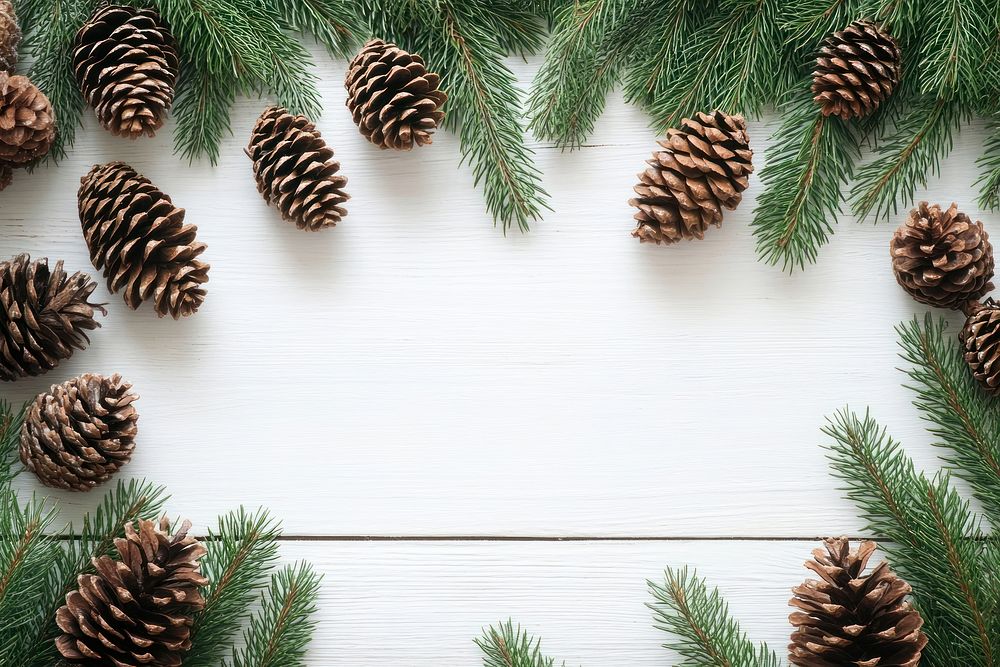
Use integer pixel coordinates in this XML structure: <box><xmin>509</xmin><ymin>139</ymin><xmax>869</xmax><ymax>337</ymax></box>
<box><xmin>279</xmin><ymin>539</ymin><xmax>821</xmax><ymax>666</ymax></box>
<box><xmin>1</xmin><ymin>52</ymin><xmax>991</xmax><ymax>535</ymax></box>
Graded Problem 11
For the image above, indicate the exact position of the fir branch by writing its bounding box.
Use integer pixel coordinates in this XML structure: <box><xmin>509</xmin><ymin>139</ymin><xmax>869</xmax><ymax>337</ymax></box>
<box><xmin>185</xmin><ymin>508</ymin><xmax>282</xmax><ymax>667</ymax></box>
<box><xmin>277</xmin><ymin>0</ymin><xmax>366</xmax><ymax>58</ymax></box>
<box><xmin>915</xmin><ymin>0</ymin><xmax>994</xmax><ymax>102</ymax></box>
<box><xmin>752</xmin><ymin>89</ymin><xmax>861</xmax><ymax>271</ymax></box>
<box><xmin>648</xmin><ymin>567</ymin><xmax>780</xmax><ymax>667</ymax></box>
<box><xmin>526</xmin><ymin>0</ymin><xmax>639</xmax><ymax>148</ymax></box>
<box><xmin>897</xmin><ymin>315</ymin><xmax>1000</xmax><ymax>520</ymax></box>
<box><xmin>0</xmin><ymin>401</ymin><xmax>24</xmax><ymax>485</ymax></box>
<box><xmin>824</xmin><ymin>409</ymin><xmax>1000</xmax><ymax>667</ymax></box>
<box><xmin>369</xmin><ymin>0</ymin><xmax>549</xmax><ymax>232</ymax></box>
<box><xmin>780</xmin><ymin>0</ymin><xmax>885</xmax><ymax>50</ymax></box>
<box><xmin>226</xmin><ymin>562</ymin><xmax>322</xmax><ymax>667</ymax></box>
<box><xmin>850</xmin><ymin>95</ymin><xmax>965</xmax><ymax>222</ymax></box>
<box><xmin>978</xmin><ymin>116</ymin><xmax>1000</xmax><ymax>211</ymax></box>
<box><xmin>476</xmin><ymin>620</ymin><xmax>560</xmax><ymax>667</ymax></box>
<box><xmin>644</xmin><ymin>0</ymin><xmax>794</xmax><ymax>132</ymax></box>
<box><xmin>474</xmin><ymin>1</ymin><xmax>546</xmax><ymax>56</ymax></box>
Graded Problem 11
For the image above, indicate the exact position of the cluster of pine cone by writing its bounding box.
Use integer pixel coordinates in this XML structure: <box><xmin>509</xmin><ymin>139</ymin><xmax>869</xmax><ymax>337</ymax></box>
<box><xmin>890</xmin><ymin>202</ymin><xmax>1000</xmax><ymax>393</ymax></box>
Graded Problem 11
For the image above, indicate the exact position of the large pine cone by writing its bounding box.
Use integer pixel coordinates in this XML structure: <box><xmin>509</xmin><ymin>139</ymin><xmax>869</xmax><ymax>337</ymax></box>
<box><xmin>0</xmin><ymin>72</ymin><xmax>55</xmax><ymax>167</ymax></box>
<box><xmin>629</xmin><ymin>110</ymin><xmax>753</xmax><ymax>245</ymax></box>
<box><xmin>789</xmin><ymin>538</ymin><xmax>927</xmax><ymax>667</ymax></box>
<box><xmin>962</xmin><ymin>300</ymin><xmax>1000</xmax><ymax>394</ymax></box>
<box><xmin>0</xmin><ymin>0</ymin><xmax>21</xmax><ymax>73</ymax></box>
<box><xmin>246</xmin><ymin>105</ymin><xmax>349</xmax><ymax>231</ymax></box>
<box><xmin>79</xmin><ymin>162</ymin><xmax>209</xmax><ymax>318</ymax></box>
<box><xmin>0</xmin><ymin>255</ymin><xmax>104</xmax><ymax>382</ymax></box>
<box><xmin>345</xmin><ymin>38</ymin><xmax>447</xmax><ymax>150</ymax></box>
<box><xmin>20</xmin><ymin>373</ymin><xmax>138</xmax><ymax>491</ymax></box>
<box><xmin>813</xmin><ymin>21</ymin><xmax>901</xmax><ymax>120</ymax></box>
<box><xmin>73</xmin><ymin>4</ymin><xmax>178</xmax><ymax>139</ymax></box>
<box><xmin>890</xmin><ymin>202</ymin><xmax>994</xmax><ymax>310</ymax></box>
<box><xmin>56</xmin><ymin>517</ymin><xmax>208</xmax><ymax>666</ymax></box>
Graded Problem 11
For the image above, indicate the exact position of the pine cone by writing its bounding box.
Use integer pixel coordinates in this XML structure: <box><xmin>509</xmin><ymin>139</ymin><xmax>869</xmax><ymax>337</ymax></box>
<box><xmin>0</xmin><ymin>255</ymin><xmax>105</xmax><ymax>382</ymax></box>
<box><xmin>56</xmin><ymin>517</ymin><xmax>208</xmax><ymax>666</ymax></box>
<box><xmin>0</xmin><ymin>72</ymin><xmax>55</xmax><ymax>166</ymax></box>
<box><xmin>789</xmin><ymin>538</ymin><xmax>927</xmax><ymax>667</ymax></box>
<box><xmin>20</xmin><ymin>373</ymin><xmax>138</xmax><ymax>491</ymax></box>
<box><xmin>245</xmin><ymin>105</ymin><xmax>349</xmax><ymax>231</ymax></box>
<box><xmin>962</xmin><ymin>300</ymin><xmax>1000</xmax><ymax>394</ymax></box>
<box><xmin>0</xmin><ymin>0</ymin><xmax>21</xmax><ymax>74</ymax></box>
<box><xmin>629</xmin><ymin>110</ymin><xmax>753</xmax><ymax>244</ymax></box>
<box><xmin>890</xmin><ymin>202</ymin><xmax>994</xmax><ymax>310</ymax></box>
<box><xmin>345</xmin><ymin>38</ymin><xmax>447</xmax><ymax>150</ymax></box>
<box><xmin>79</xmin><ymin>162</ymin><xmax>209</xmax><ymax>318</ymax></box>
<box><xmin>73</xmin><ymin>4</ymin><xmax>178</xmax><ymax>139</ymax></box>
<box><xmin>812</xmin><ymin>21</ymin><xmax>901</xmax><ymax>120</ymax></box>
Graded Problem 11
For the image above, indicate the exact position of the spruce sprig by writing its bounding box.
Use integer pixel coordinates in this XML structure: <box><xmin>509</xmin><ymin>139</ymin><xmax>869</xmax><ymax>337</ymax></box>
<box><xmin>648</xmin><ymin>568</ymin><xmax>781</xmax><ymax>667</ymax></box>
<box><xmin>978</xmin><ymin>117</ymin><xmax>1000</xmax><ymax>211</ymax></box>
<box><xmin>278</xmin><ymin>0</ymin><xmax>366</xmax><ymax>58</ymax></box>
<box><xmin>476</xmin><ymin>620</ymin><xmax>561</xmax><ymax>667</ymax></box>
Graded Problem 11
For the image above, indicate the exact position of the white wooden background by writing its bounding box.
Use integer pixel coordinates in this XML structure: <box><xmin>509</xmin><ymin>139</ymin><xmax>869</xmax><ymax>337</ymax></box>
<box><xmin>1</xmin><ymin>50</ymin><xmax>991</xmax><ymax>665</ymax></box>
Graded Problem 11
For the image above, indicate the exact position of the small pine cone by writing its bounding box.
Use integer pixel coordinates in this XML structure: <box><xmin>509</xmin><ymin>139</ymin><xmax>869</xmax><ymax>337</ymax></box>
<box><xmin>73</xmin><ymin>4</ymin><xmax>178</xmax><ymax>139</ymax></box>
<box><xmin>345</xmin><ymin>38</ymin><xmax>447</xmax><ymax>150</ymax></box>
<box><xmin>0</xmin><ymin>255</ymin><xmax>105</xmax><ymax>382</ymax></box>
<box><xmin>890</xmin><ymin>202</ymin><xmax>994</xmax><ymax>309</ymax></box>
<box><xmin>0</xmin><ymin>0</ymin><xmax>21</xmax><ymax>73</ymax></box>
<box><xmin>0</xmin><ymin>72</ymin><xmax>55</xmax><ymax>165</ymax></box>
<box><xmin>20</xmin><ymin>373</ymin><xmax>138</xmax><ymax>491</ymax></box>
<box><xmin>812</xmin><ymin>21</ymin><xmax>901</xmax><ymax>120</ymax></box>
<box><xmin>56</xmin><ymin>517</ymin><xmax>208</xmax><ymax>666</ymax></box>
<box><xmin>79</xmin><ymin>162</ymin><xmax>209</xmax><ymax>318</ymax></box>
<box><xmin>629</xmin><ymin>110</ymin><xmax>753</xmax><ymax>244</ymax></box>
<box><xmin>962</xmin><ymin>300</ymin><xmax>1000</xmax><ymax>394</ymax></box>
<box><xmin>789</xmin><ymin>538</ymin><xmax>927</xmax><ymax>667</ymax></box>
<box><xmin>245</xmin><ymin>106</ymin><xmax>349</xmax><ymax>231</ymax></box>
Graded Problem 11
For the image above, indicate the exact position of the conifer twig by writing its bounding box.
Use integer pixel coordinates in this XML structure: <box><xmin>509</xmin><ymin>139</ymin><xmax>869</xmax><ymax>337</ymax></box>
<box><xmin>476</xmin><ymin>620</ymin><xmax>560</xmax><ymax>667</ymax></box>
<box><xmin>978</xmin><ymin>117</ymin><xmax>1000</xmax><ymax>210</ymax></box>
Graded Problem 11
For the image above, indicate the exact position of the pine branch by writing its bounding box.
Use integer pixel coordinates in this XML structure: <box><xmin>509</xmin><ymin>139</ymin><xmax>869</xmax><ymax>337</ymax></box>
<box><xmin>780</xmin><ymin>0</ymin><xmax>886</xmax><ymax>50</ymax></box>
<box><xmin>752</xmin><ymin>88</ymin><xmax>861</xmax><ymax>271</ymax></box>
<box><xmin>226</xmin><ymin>562</ymin><xmax>322</xmax><ymax>667</ymax></box>
<box><xmin>915</xmin><ymin>0</ymin><xmax>994</xmax><ymax>102</ymax></box>
<box><xmin>850</xmin><ymin>95</ymin><xmax>964</xmax><ymax>222</ymax></box>
<box><xmin>978</xmin><ymin>116</ymin><xmax>1000</xmax><ymax>210</ymax></box>
<box><xmin>475</xmin><ymin>620</ymin><xmax>560</xmax><ymax>667</ymax></box>
<box><xmin>0</xmin><ymin>401</ymin><xmax>24</xmax><ymax>485</ymax></box>
<box><xmin>474</xmin><ymin>1</ymin><xmax>546</xmax><ymax>56</ymax></box>
<box><xmin>369</xmin><ymin>0</ymin><xmax>548</xmax><ymax>232</ymax></box>
<box><xmin>278</xmin><ymin>0</ymin><xmax>366</xmax><ymax>58</ymax></box>
<box><xmin>185</xmin><ymin>508</ymin><xmax>282</xmax><ymax>667</ymax></box>
<box><xmin>824</xmin><ymin>409</ymin><xmax>1000</xmax><ymax>667</ymax></box>
<box><xmin>644</xmin><ymin>0</ymin><xmax>794</xmax><ymax>132</ymax></box>
<box><xmin>648</xmin><ymin>567</ymin><xmax>780</xmax><ymax>667</ymax></box>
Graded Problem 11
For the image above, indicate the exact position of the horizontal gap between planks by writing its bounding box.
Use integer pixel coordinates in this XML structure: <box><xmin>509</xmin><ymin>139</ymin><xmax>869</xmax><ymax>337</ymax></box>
<box><xmin>46</xmin><ymin>534</ymin><xmax>879</xmax><ymax>542</ymax></box>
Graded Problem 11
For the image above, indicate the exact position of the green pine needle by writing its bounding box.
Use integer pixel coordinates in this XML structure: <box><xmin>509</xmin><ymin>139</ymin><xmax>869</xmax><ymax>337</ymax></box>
<box><xmin>476</xmin><ymin>620</ymin><xmax>561</xmax><ymax>667</ymax></box>
<box><xmin>977</xmin><ymin>117</ymin><xmax>1000</xmax><ymax>210</ymax></box>
<box><xmin>278</xmin><ymin>0</ymin><xmax>367</xmax><ymax>59</ymax></box>
<box><xmin>648</xmin><ymin>567</ymin><xmax>780</xmax><ymax>667</ymax></box>
<box><xmin>226</xmin><ymin>562</ymin><xmax>322</xmax><ymax>667</ymax></box>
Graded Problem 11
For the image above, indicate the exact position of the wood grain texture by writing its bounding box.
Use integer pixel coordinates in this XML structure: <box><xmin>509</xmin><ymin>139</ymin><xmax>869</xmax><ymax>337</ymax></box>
<box><xmin>0</xmin><ymin>49</ymin><xmax>995</xmax><ymax>663</ymax></box>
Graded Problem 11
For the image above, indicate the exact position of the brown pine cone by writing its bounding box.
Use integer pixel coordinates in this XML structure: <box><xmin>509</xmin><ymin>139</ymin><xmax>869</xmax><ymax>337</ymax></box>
<box><xmin>0</xmin><ymin>255</ymin><xmax>105</xmax><ymax>382</ymax></box>
<box><xmin>0</xmin><ymin>0</ymin><xmax>21</xmax><ymax>73</ymax></box>
<box><xmin>245</xmin><ymin>105</ymin><xmax>349</xmax><ymax>231</ymax></box>
<box><xmin>73</xmin><ymin>4</ymin><xmax>178</xmax><ymax>139</ymax></box>
<box><xmin>962</xmin><ymin>300</ymin><xmax>1000</xmax><ymax>394</ymax></box>
<box><xmin>812</xmin><ymin>21</ymin><xmax>901</xmax><ymax>120</ymax></box>
<box><xmin>56</xmin><ymin>517</ymin><xmax>208</xmax><ymax>666</ymax></box>
<box><xmin>630</xmin><ymin>110</ymin><xmax>753</xmax><ymax>244</ymax></box>
<box><xmin>0</xmin><ymin>72</ymin><xmax>55</xmax><ymax>166</ymax></box>
<box><xmin>79</xmin><ymin>162</ymin><xmax>209</xmax><ymax>318</ymax></box>
<box><xmin>345</xmin><ymin>38</ymin><xmax>447</xmax><ymax>150</ymax></box>
<box><xmin>20</xmin><ymin>373</ymin><xmax>138</xmax><ymax>491</ymax></box>
<box><xmin>890</xmin><ymin>202</ymin><xmax>994</xmax><ymax>310</ymax></box>
<box><xmin>789</xmin><ymin>538</ymin><xmax>927</xmax><ymax>667</ymax></box>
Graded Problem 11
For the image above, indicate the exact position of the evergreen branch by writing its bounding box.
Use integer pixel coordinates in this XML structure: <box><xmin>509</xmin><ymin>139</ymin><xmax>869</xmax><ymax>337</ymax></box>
<box><xmin>897</xmin><ymin>315</ymin><xmax>1000</xmax><ymax>520</ymax></box>
<box><xmin>645</xmin><ymin>0</ymin><xmax>793</xmax><ymax>132</ymax></box>
<box><xmin>752</xmin><ymin>89</ymin><xmax>860</xmax><ymax>271</ymax></box>
<box><xmin>226</xmin><ymin>562</ymin><xmax>322</xmax><ymax>667</ymax></box>
<box><xmin>824</xmin><ymin>409</ymin><xmax>999</xmax><ymax>667</ymax></box>
<box><xmin>977</xmin><ymin>116</ymin><xmax>1000</xmax><ymax>210</ymax></box>
<box><xmin>648</xmin><ymin>567</ymin><xmax>780</xmax><ymax>667</ymax></box>
<box><xmin>475</xmin><ymin>620</ymin><xmax>560</xmax><ymax>667</ymax></box>
<box><xmin>0</xmin><ymin>401</ymin><xmax>24</xmax><ymax>485</ymax></box>
<box><xmin>916</xmin><ymin>0</ymin><xmax>994</xmax><ymax>102</ymax></box>
<box><xmin>780</xmin><ymin>0</ymin><xmax>885</xmax><ymax>50</ymax></box>
<box><xmin>851</xmin><ymin>95</ymin><xmax>964</xmax><ymax>222</ymax></box>
<box><xmin>473</xmin><ymin>0</ymin><xmax>546</xmax><ymax>56</ymax></box>
<box><xmin>277</xmin><ymin>0</ymin><xmax>366</xmax><ymax>58</ymax></box>
<box><xmin>185</xmin><ymin>508</ymin><xmax>282</xmax><ymax>667</ymax></box>
<box><xmin>526</xmin><ymin>0</ymin><xmax>638</xmax><ymax>148</ymax></box>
